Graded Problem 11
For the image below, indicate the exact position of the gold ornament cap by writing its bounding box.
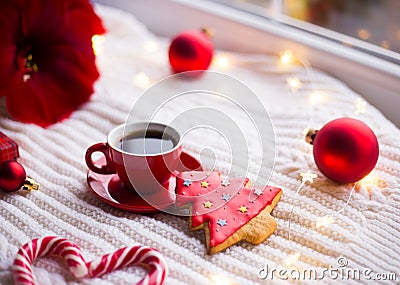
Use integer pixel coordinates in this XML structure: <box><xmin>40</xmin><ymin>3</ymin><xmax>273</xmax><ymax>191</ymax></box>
<box><xmin>201</xmin><ymin>27</ymin><xmax>214</xmax><ymax>38</ymax></box>
<box><xmin>305</xmin><ymin>129</ymin><xmax>318</xmax><ymax>145</ymax></box>
<box><xmin>22</xmin><ymin>177</ymin><xmax>40</xmax><ymax>191</ymax></box>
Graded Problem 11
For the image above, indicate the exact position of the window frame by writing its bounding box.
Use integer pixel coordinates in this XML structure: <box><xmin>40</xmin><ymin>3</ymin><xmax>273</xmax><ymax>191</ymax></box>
<box><xmin>214</xmin><ymin>0</ymin><xmax>400</xmax><ymax>64</ymax></box>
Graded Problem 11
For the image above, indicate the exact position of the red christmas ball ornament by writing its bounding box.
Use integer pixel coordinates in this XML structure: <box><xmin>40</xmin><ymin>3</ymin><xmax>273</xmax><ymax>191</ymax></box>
<box><xmin>168</xmin><ymin>29</ymin><xmax>214</xmax><ymax>73</ymax></box>
<box><xmin>309</xmin><ymin>117</ymin><xmax>379</xmax><ymax>184</ymax></box>
<box><xmin>0</xmin><ymin>160</ymin><xmax>27</xmax><ymax>192</ymax></box>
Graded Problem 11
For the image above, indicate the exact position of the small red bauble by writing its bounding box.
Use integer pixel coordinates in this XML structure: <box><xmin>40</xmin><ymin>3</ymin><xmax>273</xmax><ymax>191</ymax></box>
<box><xmin>0</xmin><ymin>161</ymin><xmax>26</xmax><ymax>192</ymax></box>
<box><xmin>312</xmin><ymin>117</ymin><xmax>379</xmax><ymax>184</ymax></box>
<box><xmin>168</xmin><ymin>30</ymin><xmax>214</xmax><ymax>73</ymax></box>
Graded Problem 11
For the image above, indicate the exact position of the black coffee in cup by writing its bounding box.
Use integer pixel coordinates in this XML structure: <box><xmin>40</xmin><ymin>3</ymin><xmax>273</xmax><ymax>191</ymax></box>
<box><xmin>119</xmin><ymin>130</ymin><xmax>176</xmax><ymax>155</ymax></box>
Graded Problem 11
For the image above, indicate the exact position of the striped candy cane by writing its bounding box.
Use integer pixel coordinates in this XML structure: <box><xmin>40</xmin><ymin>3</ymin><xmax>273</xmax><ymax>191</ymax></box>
<box><xmin>87</xmin><ymin>245</ymin><xmax>168</xmax><ymax>285</ymax></box>
<box><xmin>12</xmin><ymin>236</ymin><xmax>167</xmax><ymax>285</ymax></box>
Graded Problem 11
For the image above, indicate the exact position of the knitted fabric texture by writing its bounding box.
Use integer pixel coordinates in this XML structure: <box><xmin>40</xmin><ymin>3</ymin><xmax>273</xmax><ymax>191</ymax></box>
<box><xmin>0</xmin><ymin>5</ymin><xmax>399</xmax><ymax>285</ymax></box>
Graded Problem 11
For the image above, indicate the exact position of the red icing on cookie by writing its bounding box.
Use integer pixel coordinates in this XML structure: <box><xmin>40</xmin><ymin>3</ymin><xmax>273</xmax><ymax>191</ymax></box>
<box><xmin>176</xmin><ymin>171</ymin><xmax>281</xmax><ymax>247</ymax></box>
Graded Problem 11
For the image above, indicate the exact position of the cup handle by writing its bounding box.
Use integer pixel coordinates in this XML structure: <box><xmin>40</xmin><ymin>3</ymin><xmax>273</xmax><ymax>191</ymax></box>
<box><xmin>85</xmin><ymin>143</ymin><xmax>116</xmax><ymax>175</ymax></box>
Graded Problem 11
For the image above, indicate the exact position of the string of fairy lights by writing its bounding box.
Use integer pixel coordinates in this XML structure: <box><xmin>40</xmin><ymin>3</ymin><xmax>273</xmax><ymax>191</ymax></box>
<box><xmin>91</xmin><ymin>34</ymin><xmax>382</xmax><ymax>284</ymax></box>
<box><xmin>278</xmin><ymin>47</ymin><xmax>383</xmax><ymax>269</ymax></box>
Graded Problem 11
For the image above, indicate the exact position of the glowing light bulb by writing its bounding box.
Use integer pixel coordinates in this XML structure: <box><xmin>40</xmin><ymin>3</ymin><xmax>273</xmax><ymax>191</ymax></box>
<box><xmin>209</xmin><ymin>273</ymin><xmax>235</xmax><ymax>285</ymax></box>
<box><xmin>213</xmin><ymin>54</ymin><xmax>230</xmax><ymax>69</ymax></box>
<box><xmin>359</xmin><ymin>172</ymin><xmax>378</xmax><ymax>186</ymax></box>
<box><xmin>133</xmin><ymin>72</ymin><xmax>150</xmax><ymax>89</ymax></box>
<box><xmin>358</xmin><ymin>29</ymin><xmax>371</xmax><ymax>40</ymax></box>
<box><xmin>357</xmin><ymin>172</ymin><xmax>386</xmax><ymax>191</ymax></box>
<box><xmin>92</xmin><ymin>35</ymin><xmax>105</xmax><ymax>56</ymax></box>
<box><xmin>300</xmin><ymin>171</ymin><xmax>318</xmax><ymax>184</ymax></box>
<box><xmin>316</xmin><ymin>215</ymin><xmax>334</xmax><ymax>229</ymax></box>
<box><xmin>279</xmin><ymin>49</ymin><xmax>294</xmax><ymax>64</ymax></box>
<box><xmin>309</xmin><ymin>91</ymin><xmax>326</xmax><ymax>105</ymax></box>
<box><xmin>284</xmin><ymin>253</ymin><xmax>300</xmax><ymax>267</ymax></box>
<box><xmin>380</xmin><ymin>40</ymin><xmax>390</xmax><ymax>49</ymax></box>
<box><xmin>354</xmin><ymin>98</ymin><xmax>366</xmax><ymax>115</ymax></box>
<box><xmin>287</xmin><ymin>76</ymin><xmax>302</xmax><ymax>92</ymax></box>
<box><xmin>143</xmin><ymin>40</ymin><xmax>160</xmax><ymax>53</ymax></box>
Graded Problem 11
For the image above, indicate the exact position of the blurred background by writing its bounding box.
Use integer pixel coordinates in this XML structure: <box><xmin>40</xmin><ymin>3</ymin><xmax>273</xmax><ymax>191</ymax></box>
<box><xmin>217</xmin><ymin>0</ymin><xmax>400</xmax><ymax>54</ymax></box>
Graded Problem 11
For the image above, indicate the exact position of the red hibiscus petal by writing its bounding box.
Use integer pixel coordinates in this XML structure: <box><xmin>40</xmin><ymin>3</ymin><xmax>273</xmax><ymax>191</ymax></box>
<box><xmin>0</xmin><ymin>1</ymin><xmax>21</xmax><ymax>49</ymax></box>
<box><xmin>0</xmin><ymin>1</ymin><xmax>21</xmax><ymax>93</ymax></box>
<box><xmin>1</xmin><ymin>0</ymin><xmax>105</xmax><ymax>127</ymax></box>
<box><xmin>21</xmin><ymin>0</ymin><xmax>68</xmax><ymax>44</ymax></box>
<box><xmin>6</xmin><ymin>74</ymin><xmax>89</xmax><ymax>128</ymax></box>
<box><xmin>0</xmin><ymin>46</ymin><xmax>19</xmax><ymax>94</ymax></box>
<box><xmin>6</xmin><ymin>43</ymin><xmax>98</xmax><ymax>127</ymax></box>
<box><xmin>67</xmin><ymin>0</ymin><xmax>106</xmax><ymax>37</ymax></box>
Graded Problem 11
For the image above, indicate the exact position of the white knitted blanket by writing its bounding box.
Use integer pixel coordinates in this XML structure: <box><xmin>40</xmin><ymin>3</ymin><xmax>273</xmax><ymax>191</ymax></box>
<box><xmin>0</xmin><ymin>5</ymin><xmax>399</xmax><ymax>285</ymax></box>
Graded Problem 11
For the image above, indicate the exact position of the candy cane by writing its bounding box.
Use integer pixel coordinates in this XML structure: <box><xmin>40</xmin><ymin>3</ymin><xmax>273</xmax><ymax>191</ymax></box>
<box><xmin>12</xmin><ymin>236</ymin><xmax>87</xmax><ymax>284</ymax></box>
<box><xmin>12</xmin><ymin>236</ymin><xmax>168</xmax><ymax>285</ymax></box>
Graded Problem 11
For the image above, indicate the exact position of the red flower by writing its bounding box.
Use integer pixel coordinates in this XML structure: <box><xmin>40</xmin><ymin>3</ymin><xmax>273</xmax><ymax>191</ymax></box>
<box><xmin>0</xmin><ymin>0</ymin><xmax>105</xmax><ymax>127</ymax></box>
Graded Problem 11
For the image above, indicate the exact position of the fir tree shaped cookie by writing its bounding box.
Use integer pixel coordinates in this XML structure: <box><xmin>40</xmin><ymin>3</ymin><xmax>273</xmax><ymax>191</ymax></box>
<box><xmin>176</xmin><ymin>171</ymin><xmax>282</xmax><ymax>254</ymax></box>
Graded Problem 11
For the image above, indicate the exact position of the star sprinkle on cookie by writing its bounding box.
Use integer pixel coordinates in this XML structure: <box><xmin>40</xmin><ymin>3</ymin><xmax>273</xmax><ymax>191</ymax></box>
<box><xmin>176</xmin><ymin>171</ymin><xmax>282</xmax><ymax>254</ymax></box>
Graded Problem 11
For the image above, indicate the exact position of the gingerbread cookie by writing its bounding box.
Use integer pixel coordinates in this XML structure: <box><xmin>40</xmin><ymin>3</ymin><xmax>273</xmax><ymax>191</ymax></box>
<box><xmin>176</xmin><ymin>171</ymin><xmax>282</xmax><ymax>254</ymax></box>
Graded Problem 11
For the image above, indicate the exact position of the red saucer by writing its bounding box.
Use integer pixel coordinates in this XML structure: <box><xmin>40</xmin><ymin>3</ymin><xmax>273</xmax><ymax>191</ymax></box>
<box><xmin>87</xmin><ymin>151</ymin><xmax>203</xmax><ymax>213</ymax></box>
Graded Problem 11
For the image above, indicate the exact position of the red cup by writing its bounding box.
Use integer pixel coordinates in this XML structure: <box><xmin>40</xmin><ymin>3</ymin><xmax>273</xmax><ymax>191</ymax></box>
<box><xmin>85</xmin><ymin>123</ymin><xmax>182</xmax><ymax>206</ymax></box>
